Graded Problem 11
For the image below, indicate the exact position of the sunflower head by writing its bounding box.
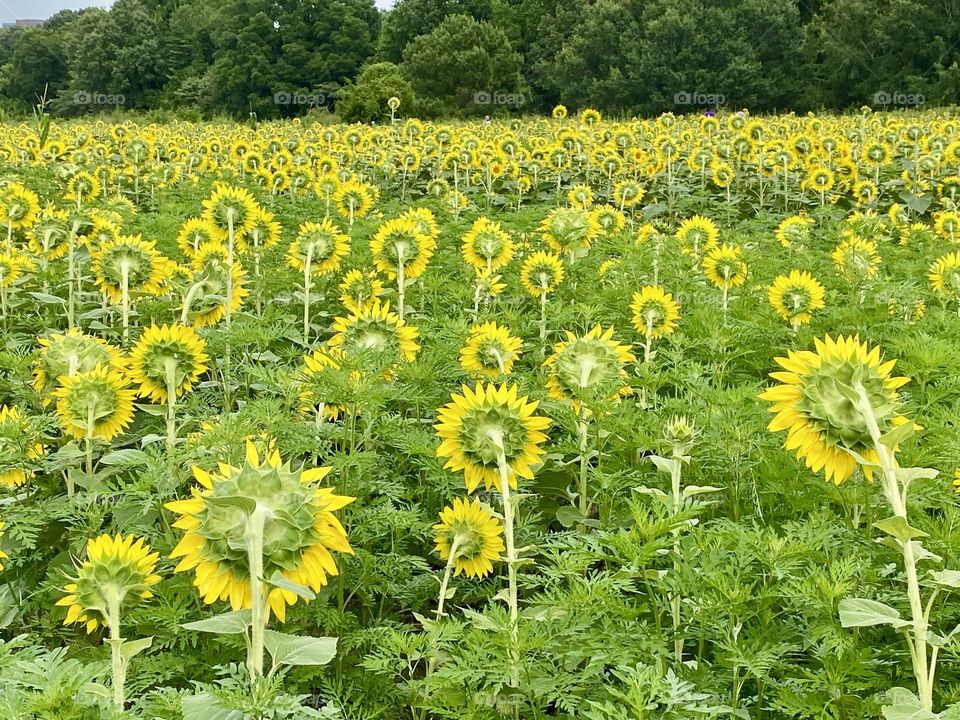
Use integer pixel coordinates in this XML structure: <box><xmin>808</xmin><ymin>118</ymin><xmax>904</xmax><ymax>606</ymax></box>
<box><xmin>339</xmin><ymin>268</ymin><xmax>385</xmax><ymax>313</ymax></box>
<box><xmin>459</xmin><ymin>322</ymin><xmax>522</xmax><ymax>379</ymax></box>
<box><xmin>91</xmin><ymin>235</ymin><xmax>173</xmax><ymax>303</ymax></box>
<box><xmin>201</xmin><ymin>183</ymin><xmax>259</xmax><ymax>238</ymax></box>
<box><xmin>434</xmin><ymin>497</ymin><xmax>505</xmax><ymax>578</ymax></box>
<box><xmin>287</xmin><ymin>218</ymin><xmax>350</xmax><ymax>276</ymax></box>
<box><xmin>539</xmin><ymin>207</ymin><xmax>600</xmax><ymax>256</ymax></box>
<box><xmin>630</xmin><ymin>286</ymin><xmax>680</xmax><ymax>339</ymax></box>
<box><xmin>56</xmin><ymin>534</ymin><xmax>161</xmax><ymax>634</ymax></box>
<box><xmin>435</xmin><ymin>383</ymin><xmax>551</xmax><ymax>493</ymax></box>
<box><xmin>767</xmin><ymin>270</ymin><xmax>826</xmax><ymax>326</ymax></box>
<box><xmin>760</xmin><ymin>335</ymin><xmax>913</xmax><ymax>484</ymax></box>
<box><xmin>167</xmin><ymin>441</ymin><xmax>354</xmax><ymax>621</ymax></box>
<box><xmin>54</xmin><ymin>365</ymin><xmax>137</xmax><ymax>442</ymax></box>
<box><xmin>371</xmin><ymin>216</ymin><xmax>435</xmax><ymax>280</ymax></box>
<box><xmin>703</xmin><ymin>244</ymin><xmax>748</xmax><ymax>289</ymax></box>
<box><xmin>128</xmin><ymin>324</ymin><xmax>209</xmax><ymax>403</ymax></box>
<box><xmin>520</xmin><ymin>250</ymin><xmax>565</xmax><ymax>297</ymax></box>
<box><xmin>329</xmin><ymin>299</ymin><xmax>419</xmax><ymax>371</ymax></box>
<box><xmin>544</xmin><ymin>325</ymin><xmax>635</xmax><ymax>408</ymax></box>
<box><xmin>33</xmin><ymin>329</ymin><xmax>124</xmax><ymax>401</ymax></box>
<box><xmin>462</xmin><ymin>217</ymin><xmax>514</xmax><ymax>273</ymax></box>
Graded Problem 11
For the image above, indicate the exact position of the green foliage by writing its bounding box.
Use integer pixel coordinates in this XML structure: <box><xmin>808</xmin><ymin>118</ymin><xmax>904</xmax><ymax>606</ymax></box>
<box><xmin>337</xmin><ymin>62</ymin><xmax>415</xmax><ymax>123</ymax></box>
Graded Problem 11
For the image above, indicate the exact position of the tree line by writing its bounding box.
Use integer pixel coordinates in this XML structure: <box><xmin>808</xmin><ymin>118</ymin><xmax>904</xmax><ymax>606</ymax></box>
<box><xmin>0</xmin><ymin>0</ymin><xmax>956</xmax><ymax>121</ymax></box>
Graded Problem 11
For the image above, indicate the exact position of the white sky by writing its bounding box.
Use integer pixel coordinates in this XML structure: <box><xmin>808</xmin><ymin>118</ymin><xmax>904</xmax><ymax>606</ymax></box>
<box><xmin>1</xmin><ymin>0</ymin><xmax>394</xmax><ymax>24</ymax></box>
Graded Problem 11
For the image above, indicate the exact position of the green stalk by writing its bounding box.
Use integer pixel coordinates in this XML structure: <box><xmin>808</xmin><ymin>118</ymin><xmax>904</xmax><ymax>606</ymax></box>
<box><xmin>245</xmin><ymin>506</ymin><xmax>269</xmax><ymax>680</ymax></box>
<box><xmin>303</xmin><ymin>242</ymin><xmax>314</xmax><ymax>345</ymax></box>
<box><xmin>105</xmin><ymin>587</ymin><xmax>126</xmax><ymax>708</ymax></box>
<box><xmin>577</xmin><ymin>411</ymin><xmax>590</xmax><ymax>521</ymax></box>
<box><xmin>856</xmin><ymin>385</ymin><xmax>934</xmax><ymax>711</ymax></box>
<box><xmin>164</xmin><ymin>358</ymin><xmax>178</xmax><ymax>450</ymax></box>
<box><xmin>494</xmin><ymin>443</ymin><xmax>521</xmax><ymax>692</ymax></box>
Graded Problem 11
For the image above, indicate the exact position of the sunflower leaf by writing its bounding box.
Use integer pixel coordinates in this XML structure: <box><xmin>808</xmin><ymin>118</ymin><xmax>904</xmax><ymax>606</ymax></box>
<box><xmin>839</xmin><ymin>597</ymin><xmax>911</xmax><ymax>628</ymax></box>
<box><xmin>182</xmin><ymin>610</ymin><xmax>251</xmax><ymax>635</ymax></box>
<box><xmin>879</xmin><ymin>422</ymin><xmax>917</xmax><ymax>451</ymax></box>
<box><xmin>874</xmin><ymin>516</ymin><xmax>928</xmax><ymax>543</ymax></box>
<box><xmin>263</xmin><ymin>630</ymin><xmax>337</xmax><ymax>666</ymax></box>
<box><xmin>266</xmin><ymin>572</ymin><xmax>316</xmax><ymax>600</ymax></box>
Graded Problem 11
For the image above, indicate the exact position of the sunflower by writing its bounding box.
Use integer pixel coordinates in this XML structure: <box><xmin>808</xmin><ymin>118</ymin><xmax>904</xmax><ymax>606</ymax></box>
<box><xmin>675</xmin><ymin>215</ymin><xmax>719</xmax><ymax>259</ymax></box>
<box><xmin>768</xmin><ymin>270</ymin><xmax>826</xmax><ymax>327</ymax></box>
<box><xmin>613</xmin><ymin>179</ymin><xmax>645</xmax><ymax>208</ymax></box>
<box><xmin>56</xmin><ymin>534</ymin><xmax>161</xmax><ymax>634</ymax></box>
<box><xmin>760</xmin><ymin>335</ymin><xmax>913</xmax><ymax>484</ymax></box>
<box><xmin>544</xmin><ymin>325</ymin><xmax>635</xmax><ymax>408</ymax></box>
<box><xmin>287</xmin><ymin>218</ymin><xmax>350</xmax><ymax>277</ymax></box>
<box><xmin>928</xmin><ymin>252</ymin><xmax>960</xmax><ymax>304</ymax></box>
<box><xmin>776</xmin><ymin>215</ymin><xmax>814</xmax><ymax>248</ymax></box>
<box><xmin>248</xmin><ymin>207</ymin><xmax>282</xmax><ymax>251</ymax></box>
<box><xmin>460</xmin><ymin>322</ymin><xmax>522</xmax><ymax>379</ymax></box>
<box><xmin>539</xmin><ymin>207</ymin><xmax>600</xmax><ymax>259</ymax></box>
<box><xmin>183</xmin><ymin>242</ymin><xmax>249</xmax><ymax>328</ymax></box>
<box><xmin>370</xmin><ymin>216</ymin><xmax>435</xmax><ymax>280</ymax></box>
<box><xmin>200</xmin><ymin>182</ymin><xmax>259</xmax><ymax>241</ymax></box>
<box><xmin>552</xmin><ymin>104</ymin><xmax>568</xmax><ymax>120</ymax></box>
<box><xmin>27</xmin><ymin>206</ymin><xmax>72</xmax><ymax>259</ymax></box>
<box><xmin>703</xmin><ymin>244</ymin><xmax>748</xmax><ymax>289</ymax></box>
<box><xmin>339</xmin><ymin>268</ymin><xmax>385</xmax><ymax>313</ymax></box>
<box><xmin>33</xmin><ymin>329</ymin><xmax>124</xmax><ymax>400</ymax></box>
<box><xmin>434</xmin><ymin>497</ymin><xmax>505</xmax><ymax>578</ymax></box>
<box><xmin>127</xmin><ymin>324</ymin><xmax>209</xmax><ymax>403</ymax></box>
<box><xmin>54</xmin><ymin>365</ymin><xmax>137</xmax><ymax>442</ymax></box>
<box><xmin>176</xmin><ymin>218</ymin><xmax>221</xmax><ymax>259</ymax></box>
<box><xmin>0</xmin><ymin>250</ymin><xmax>33</xmax><ymax>289</ymax></box>
<box><xmin>334</xmin><ymin>178</ymin><xmax>375</xmax><ymax>223</ymax></box>
<box><xmin>935</xmin><ymin>211</ymin><xmax>960</xmax><ymax>244</ymax></box>
<box><xmin>328</xmin><ymin>299</ymin><xmax>420</xmax><ymax>367</ymax></box>
<box><xmin>65</xmin><ymin>171</ymin><xmax>102</xmax><ymax>206</ymax></box>
<box><xmin>0</xmin><ymin>183</ymin><xmax>40</xmax><ymax>230</ymax></box>
<box><xmin>91</xmin><ymin>235</ymin><xmax>172</xmax><ymax>303</ymax></box>
<box><xmin>519</xmin><ymin>250</ymin><xmax>565</xmax><ymax>297</ymax></box>
<box><xmin>566</xmin><ymin>185</ymin><xmax>594</xmax><ymax>209</ymax></box>
<box><xmin>831</xmin><ymin>235</ymin><xmax>880</xmax><ymax>282</ymax></box>
<box><xmin>462</xmin><ymin>217</ymin><xmax>515</xmax><ymax>273</ymax></box>
<box><xmin>167</xmin><ymin>441</ymin><xmax>353</xmax><ymax>622</ymax></box>
<box><xmin>297</xmin><ymin>346</ymin><xmax>347</xmax><ymax>421</ymax></box>
<box><xmin>0</xmin><ymin>406</ymin><xmax>45</xmax><ymax>487</ymax></box>
<box><xmin>630</xmin><ymin>286</ymin><xmax>680</xmax><ymax>339</ymax></box>
<box><xmin>435</xmin><ymin>383</ymin><xmax>550</xmax><ymax>493</ymax></box>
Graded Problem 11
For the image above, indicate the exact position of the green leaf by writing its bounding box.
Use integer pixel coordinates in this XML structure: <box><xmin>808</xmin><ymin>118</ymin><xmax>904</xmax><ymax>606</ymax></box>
<box><xmin>879</xmin><ymin>422</ymin><xmax>917</xmax><ymax>450</ymax></box>
<box><xmin>263</xmin><ymin>630</ymin><xmax>337</xmax><ymax>666</ymax></box>
<box><xmin>204</xmin><ymin>495</ymin><xmax>258</xmax><ymax>514</ymax></box>
<box><xmin>932</xmin><ymin>569</ymin><xmax>960</xmax><ymax>588</ymax></box>
<box><xmin>182</xmin><ymin>692</ymin><xmax>242</xmax><ymax>720</ymax></box>
<box><xmin>682</xmin><ymin>485</ymin><xmax>722</xmax><ymax>498</ymax></box>
<box><xmin>648</xmin><ymin>455</ymin><xmax>676</xmax><ymax>475</ymax></box>
<box><xmin>120</xmin><ymin>636</ymin><xmax>153</xmax><ymax>661</ymax></box>
<box><xmin>874</xmin><ymin>516</ymin><xmax>929</xmax><ymax>543</ymax></box>
<box><xmin>99</xmin><ymin>449</ymin><xmax>150</xmax><ymax>466</ymax></box>
<box><xmin>182</xmin><ymin>610</ymin><xmax>251</xmax><ymax>635</ymax></box>
<box><xmin>266</xmin><ymin>572</ymin><xmax>316</xmax><ymax>600</ymax></box>
<box><xmin>839</xmin><ymin>597</ymin><xmax>911</xmax><ymax>628</ymax></box>
<box><xmin>134</xmin><ymin>403</ymin><xmax>167</xmax><ymax>417</ymax></box>
<box><xmin>27</xmin><ymin>291</ymin><xmax>65</xmax><ymax>304</ymax></box>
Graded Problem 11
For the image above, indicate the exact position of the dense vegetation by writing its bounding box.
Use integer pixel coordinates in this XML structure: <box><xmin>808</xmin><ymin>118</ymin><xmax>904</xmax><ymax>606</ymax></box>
<box><xmin>0</xmin><ymin>0</ymin><xmax>957</xmax><ymax>119</ymax></box>
<box><xmin>1</xmin><ymin>108</ymin><xmax>960</xmax><ymax>718</ymax></box>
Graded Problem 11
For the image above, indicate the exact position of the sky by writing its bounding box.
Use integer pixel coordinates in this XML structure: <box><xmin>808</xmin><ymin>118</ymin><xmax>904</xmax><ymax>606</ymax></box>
<box><xmin>1</xmin><ymin>0</ymin><xmax>394</xmax><ymax>23</ymax></box>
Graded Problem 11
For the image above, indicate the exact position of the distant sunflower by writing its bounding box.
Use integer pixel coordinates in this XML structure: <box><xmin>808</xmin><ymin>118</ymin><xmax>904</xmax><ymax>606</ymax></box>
<box><xmin>539</xmin><ymin>207</ymin><xmax>600</xmax><ymax>260</ymax></box>
<box><xmin>370</xmin><ymin>216</ymin><xmax>435</xmax><ymax>280</ymax></box>
<box><xmin>543</xmin><ymin>325</ymin><xmax>635</xmax><ymax>408</ymax></box>
<box><xmin>460</xmin><ymin>322</ymin><xmax>522</xmax><ymax>379</ymax></box>
<box><xmin>519</xmin><ymin>250</ymin><xmax>565</xmax><ymax>297</ymax></box>
<box><xmin>435</xmin><ymin>383</ymin><xmax>550</xmax><ymax>493</ymax></box>
<box><xmin>329</xmin><ymin>299</ymin><xmax>419</xmax><ymax>367</ymax></box>
<box><xmin>630</xmin><ymin>286</ymin><xmax>680</xmax><ymax>339</ymax></box>
<box><xmin>434</xmin><ymin>497</ymin><xmax>504</xmax><ymax>578</ymax></box>
<box><xmin>183</xmin><ymin>242</ymin><xmax>249</xmax><ymax>328</ymax></box>
<box><xmin>91</xmin><ymin>235</ymin><xmax>172</xmax><ymax>303</ymax></box>
<box><xmin>287</xmin><ymin>218</ymin><xmax>350</xmax><ymax>277</ymax></box>
<box><xmin>33</xmin><ymin>329</ymin><xmax>124</xmax><ymax>401</ymax></box>
<box><xmin>675</xmin><ymin>215</ymin><xmax>719</xmax><ymax>261</ymax></box>
<box><xmin>127</xmin><ymin>324</ymin><xmax>209</xmax><ymax>403</ymax></box>
<box><xmin>462</xmin><ymin>217</ymin><xmax>514</xmax><ymax>273</ymax></box>
<box><xmin>703</xmin><ymin>244</ymin><xmax>748</xmax><ymax>289</ymax></box>
<box><xmin>768</xmin><ymin>270</ymin><xmax>825</xmax><ymax>327</ymax></box>
<box><xmin>339</xmin><ymin>268</ymin><xmax>385</xmax><ymax>313</ymax></box>
<box><xmin>832</xmin><ymin>235</ymin><xmax>880</xmax><ymax>282</ymax></box>
<box><xmin>176</xmin><ymin>217</ymin><xmax>221</xmax><ymax>259</ymax></box>
<box><xmin>54</xmin><ymin>366</ymin><xmax>136</xmax><ymax>442</ymax></box>
<box><xmin>760</xmin><ymin>335</ymin><xmax>913</xmax><ymax>484</ymax></box>
<box><xmin>928</xmin><ymin>252</ymin><xmax>960</xmax><ymax>307</ymax></box>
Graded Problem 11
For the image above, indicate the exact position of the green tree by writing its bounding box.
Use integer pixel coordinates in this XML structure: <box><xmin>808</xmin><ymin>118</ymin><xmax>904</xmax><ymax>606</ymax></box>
<box><xmin>0</xmin><ymin>27</ymin><xmax>71</xmax><ymax>105</ymax></box>
<box><xmin>337</xmin><ymin>61</ymin><xmax>415</xmax><ymax>122</ymax></box>
<box><xmin>401</xmin><ymin>14</ymin><xmax>524</xmax><ymax>115</ymax></box>
<box><xmin>377</xmin><ymin>0</ymin><xmax>493</xmax><ymax>64</ymax></box>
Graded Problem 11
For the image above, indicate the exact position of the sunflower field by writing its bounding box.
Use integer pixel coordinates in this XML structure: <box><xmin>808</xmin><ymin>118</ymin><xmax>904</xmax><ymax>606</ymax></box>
<box><xmin>2</xmin><ymin>108</ymin><xmax>960</xmax><ymax>720</ymax></box>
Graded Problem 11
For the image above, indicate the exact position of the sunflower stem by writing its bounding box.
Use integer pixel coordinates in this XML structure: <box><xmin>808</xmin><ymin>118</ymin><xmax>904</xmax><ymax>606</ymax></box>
<box><xmin>105</xmin><ymin>587</ymin><xmax>126</xmax><ymax>708</ymax></box>
<box><xmin>434</xmin><ymin>536</ymin><xmax>461</xmax><ymax>620</ymax></box>
<box><xmin>164</xmin><ymin>359</ymin><xmax>178</xmax><ymax>451</ymax></box>
<box><xmin>303</xmin><ymin>241</ymin><xmax>314</xmax><ymax>345</ymax></box>
<box><xmin>245</xmin><ymin>506</ymin><xmax>268</xmax><ymax>681</ymax></box>
<box><xmin>120</xmin><ymin>260</ymin><xmax>130</xmax><ymax>346</ymax></box>
<box><xmin>85</xmin><ymin>402</ymin><xmax>95</xmax><ymax>478</ymax></box>
<box><xmin>856</xmin><ymin>385</ymin><xmax>934</xmax><ymax>712</ymax></box>
<box><xmin>494</xmin><ymin>446</ymin><xmax>521</xmax><ymax>694</ymax></box>
<box><xmin>397</xmin><ymin>254</ymin><xmax>406</xmax><ymax>319</ymax></box>
<box><xmin>577</xmin><ymin>411</ymin><xmax>590</xmax><ymax>523</ymax></box>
